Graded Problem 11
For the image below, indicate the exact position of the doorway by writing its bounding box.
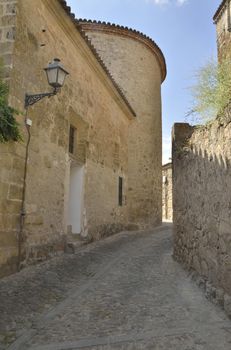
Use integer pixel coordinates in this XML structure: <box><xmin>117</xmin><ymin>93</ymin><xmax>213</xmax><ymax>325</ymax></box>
<box><xmin>68</xmin><ymin>164</ymin><xmax>84</xmax><ymax>234</ymax></box>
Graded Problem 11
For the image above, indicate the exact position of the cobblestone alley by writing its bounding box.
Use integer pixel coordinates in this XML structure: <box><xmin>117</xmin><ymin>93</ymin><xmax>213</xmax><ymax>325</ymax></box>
<box><xmin>0</xmin><ymin>224</ymin><xmax>231</xmax><ymax>349</ymax></box>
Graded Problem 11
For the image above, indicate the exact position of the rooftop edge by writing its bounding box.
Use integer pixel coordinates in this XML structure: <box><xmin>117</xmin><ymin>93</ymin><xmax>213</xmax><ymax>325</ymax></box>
<box><xmin>79</xmin><ymin>19</ymin><xmax>167</xmax><ymax>83</ymax></box>
<box><xmin>213</xmin><ymin>0</ymin><xmax>228</xmax><ymax>23</ymax></box>
<box><xmin>57</xmin><ymin>0</ymin><xmax>136</xmax><ymax>117</ymax></box>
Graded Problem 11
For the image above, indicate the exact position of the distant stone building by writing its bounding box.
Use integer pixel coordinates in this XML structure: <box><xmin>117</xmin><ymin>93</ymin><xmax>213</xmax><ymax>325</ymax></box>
<box><xmin>0</xmin><ymin>0</ymin><xmax>166</xmax><ymax>276</ymax></box>
<box><xmin>162</xmin><ymin>163</ymin><xmax>172</xmax><ymax>222</ymax></box>
<box><xmin>213</xmin><ymin>0</ymin><xmax>231</xmax><ymax>59</ymax></box>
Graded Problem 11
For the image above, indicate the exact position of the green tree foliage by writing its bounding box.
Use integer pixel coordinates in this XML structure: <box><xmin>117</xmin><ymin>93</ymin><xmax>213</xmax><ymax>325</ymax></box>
<box><xmin>188</xmin><ymin>58</ymin><xmax>231</xmax><ymax>123</ymax></box>
<box><xmin>0</xmin><ymin>65</ymin><xmax>21</xmax><ymax>143</ymax></box>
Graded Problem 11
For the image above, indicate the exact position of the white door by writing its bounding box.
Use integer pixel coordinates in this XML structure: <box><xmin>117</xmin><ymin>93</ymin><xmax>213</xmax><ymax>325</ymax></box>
<box><xmin>68</xmin><ymin>165</ymin><xmax>84</xmax><ymax>234</ymax></box>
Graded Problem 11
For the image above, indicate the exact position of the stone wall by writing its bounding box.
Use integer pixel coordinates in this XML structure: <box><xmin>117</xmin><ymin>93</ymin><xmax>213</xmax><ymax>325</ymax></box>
<box><xmin>162</xmin><ymin>163</ymin><xmax>172</xmax><ymax>221</ymax></box>
<box><xmin>80</xmin><ymin>21</ymin><xmax>166</xmax><ymax>229</ymax></box>
<box><xmin>0</xmin><ymin>0</ymin><xmax>134</xmax><ymax>276</ymax></box>
<box><xmin>0</xmin><ymin>0</ymin><xmax>17</xmax><ymax>79</ymax></box>
<box><xmin>214</xmin><ymin>0</ymin><xmax>231</xmax><ymax>59</ymax></box>
<box><xmin>0</xmin><ymin>0</ymin><xmax>19</xmax><ymax>276</ymax></box>
<box><xmin>172</xmin><ymin>120</ymin><xmax>231</xmax><ymax>315</ymax></box>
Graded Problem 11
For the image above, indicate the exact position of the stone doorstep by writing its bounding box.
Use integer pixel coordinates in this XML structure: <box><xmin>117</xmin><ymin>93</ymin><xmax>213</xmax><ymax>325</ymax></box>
<box><xmin>65</xmin><ymin>234</ymin><xmax>89</xmax><ymax>254</ymax></box>
<box><xmin>65</xmin><ymin>223</ymin><xmax>170</xmax><ymax>254</ymax></box>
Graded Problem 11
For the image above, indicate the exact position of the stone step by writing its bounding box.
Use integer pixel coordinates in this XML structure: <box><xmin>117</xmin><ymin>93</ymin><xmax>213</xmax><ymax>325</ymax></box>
<box><xmin>65</xmin><ymin>234</ymin><xmax>89</xmax><ymax>254</ymax></box>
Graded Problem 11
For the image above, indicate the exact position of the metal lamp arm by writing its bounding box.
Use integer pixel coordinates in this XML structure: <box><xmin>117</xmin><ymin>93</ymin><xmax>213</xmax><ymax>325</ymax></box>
<box><xmin>25</xmin><ymin>88</ymin><xmax>58</xmax><ymax>108</ymax></box>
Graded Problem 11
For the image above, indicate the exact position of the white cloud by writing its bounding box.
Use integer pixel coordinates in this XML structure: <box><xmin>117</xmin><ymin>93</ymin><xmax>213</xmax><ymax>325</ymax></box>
<box><xmin>146</xmin><ymin>0</ymin><xmax>188</xmax><ymax>6</ymax></box>
<box><xmin>146</xmin><ymin>0</ymin><xmax>169</xmax><ymax>5</ymax></box>
<box><xmin>154</xmin><ymin>0</ymin><xmax>169</xmax><ymax>4</ymax></box>
<box><xmin>176</xmin><ymin>0</ymin><xmax>188</xmax><ymax>6</ymax></box>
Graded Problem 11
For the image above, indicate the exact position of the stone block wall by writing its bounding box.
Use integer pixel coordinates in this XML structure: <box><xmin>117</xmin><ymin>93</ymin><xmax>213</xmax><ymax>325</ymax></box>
<box><xmin>0</xmin><ymin>0</ymin><xmax>17</xmax><ymax>80</ymax></box>
<box><xmin>0</xmin><ymin>0</ymin><xmax>19</xmax><ymax>276</ymax></box>
<box><xmin>172</xmin><ymin>120</ymin><xmax>231</xmax><ymax>315</ymax></box>
<box><xmin>162</xmin><ymin>163</ymin><xmax>172</xmax><ymax>221</ymax></box>
<box><xmin>80</xmin><ymin>22</ymin><xmax>166</xmax><ymax>229</ymax></box>
<box><xmin>214</xmin><ymin>0</ymin><xmax>231</xmax><ymax>60</ymax></box>
<box><xmin>0</xmin><ymin>0</ymin><xmax>133</xmax><ymax>276</ymax></box>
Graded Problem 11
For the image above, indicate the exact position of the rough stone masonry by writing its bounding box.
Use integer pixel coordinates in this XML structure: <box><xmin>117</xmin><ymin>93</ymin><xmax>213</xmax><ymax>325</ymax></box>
<box><xmin>172</xmin><ymin>119</ymin><xmax>231</xmax><ymax>317</ymax></box>
<box><xmin>172</xmin><ymin>0</ymin><xmax>231</xmax><ymax>318</ymax></box>
<box><xmin>1</xmin><ymin>225</ymin><xmax>231</xmax><ymax>350</ymax></box>
<box><xmin>0</xmin><ymin>0</ymin><xmax>166</xmax><ymax>276</ymax></box>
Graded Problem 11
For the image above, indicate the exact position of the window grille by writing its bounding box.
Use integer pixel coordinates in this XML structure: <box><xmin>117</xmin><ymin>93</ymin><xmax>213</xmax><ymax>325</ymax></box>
<box><xmin>119</xmin><ymin>177</ymin><xmax>123</xmax><ymax>206</ymax></box>
<box><xmin>69</xmin><ymin>125</ymin><xmax>75</xmax><ymax>154</ymax></box>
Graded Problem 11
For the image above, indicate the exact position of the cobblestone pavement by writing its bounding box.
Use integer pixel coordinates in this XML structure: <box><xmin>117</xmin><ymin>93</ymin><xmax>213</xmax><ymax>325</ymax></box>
<box><xmin>1</xmin><ymin>224</ymin><xmax>231</xmax><ymax>350</ymax></box>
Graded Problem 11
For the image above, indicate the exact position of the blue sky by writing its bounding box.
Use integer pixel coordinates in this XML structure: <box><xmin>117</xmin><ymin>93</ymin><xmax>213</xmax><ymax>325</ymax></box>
<box><xmin>67</xmin><ymin>0</ymin><xmax>221</xmax><ymax>163</ymax></box>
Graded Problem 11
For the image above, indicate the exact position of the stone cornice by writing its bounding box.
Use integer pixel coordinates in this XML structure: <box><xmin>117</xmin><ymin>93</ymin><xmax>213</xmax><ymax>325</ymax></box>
<box><xmin>79</xmin><ymin>19</ymin><xmax>167</xmax><ymax>83</ymax></box>
<box><xmin>56</xmin><ymin>0</ymin><xmax>136</xmax><ymax>118</ymax></box>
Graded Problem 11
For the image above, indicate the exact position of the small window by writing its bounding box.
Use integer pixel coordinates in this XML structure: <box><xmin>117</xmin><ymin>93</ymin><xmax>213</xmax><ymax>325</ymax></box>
<box><xmin>69</xmin><ymin>125</ymin><xmax>76</xmax><ymax>154</ymax></box>
<box><xmin>118</xmin><ymin>177</ymin><xmax>123</xmax><ymax>206</ymax></box>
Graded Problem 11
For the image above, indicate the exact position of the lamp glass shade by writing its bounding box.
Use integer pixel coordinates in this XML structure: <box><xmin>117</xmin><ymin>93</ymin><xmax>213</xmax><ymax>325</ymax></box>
<box><xmin>57</xmin><ymin>67</ymin><xmax>68</xmax><ymax>87</ymax></box>
<box><xmin>45</xmin><ymin>58</ymin><xmax>69</xmax><ymax>89</ymax></box>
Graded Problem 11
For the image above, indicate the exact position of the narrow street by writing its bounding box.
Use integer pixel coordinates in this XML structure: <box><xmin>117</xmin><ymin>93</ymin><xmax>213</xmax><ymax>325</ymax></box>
<box><xmin>0</xmin><ymin>224</ymin><xmax>231</xmax><ymax>350</ymax></box>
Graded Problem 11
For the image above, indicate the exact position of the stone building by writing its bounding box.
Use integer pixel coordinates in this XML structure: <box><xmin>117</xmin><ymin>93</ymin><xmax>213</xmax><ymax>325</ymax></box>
<box><xmin>213</xmin><ymin>0</ymin><xmax>231</xmax><ymax>59</ymax></box>
<box><xmin>0</xmin><ymin>0</ymin><xmax>166</xmax><ymax>276</ymax></box>
<box><xmin>79</xmin><ymin>21</ymin><xmax>166</xmax><ymax>228</ymax></box>
<box><xmin>162</xmin><ymin>163</ymin><xmax>172</xmax><ymax>222</ymax></box>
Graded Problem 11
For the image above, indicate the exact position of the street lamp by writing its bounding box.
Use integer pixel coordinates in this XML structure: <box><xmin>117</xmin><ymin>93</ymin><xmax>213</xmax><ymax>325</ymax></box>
<box><xmin>19</xmin><ymin>58</ymin><xmax>69</xmax><ymax>271</ymax></box>
<box><xmin>24</xmin><ymin>58</ymin><xmax>69</xmax><ymax>108</ymax></box>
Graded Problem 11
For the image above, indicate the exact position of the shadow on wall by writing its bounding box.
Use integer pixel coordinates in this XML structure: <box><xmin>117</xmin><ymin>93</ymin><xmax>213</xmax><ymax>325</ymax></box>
<box><xmin>172</xmin><ymin>122</ymin><xmax>231</xmax><ymax>300</ymax></box>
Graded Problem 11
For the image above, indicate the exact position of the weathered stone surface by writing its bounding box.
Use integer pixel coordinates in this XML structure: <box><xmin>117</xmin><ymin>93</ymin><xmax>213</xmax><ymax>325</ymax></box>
<box><xmin>216</xmin><ymin>288</ymin><xmax>225</xmax><ymax>307</ymax></box>
<box><xmin>214</xmin><ymin>0</ymin><xmax>231</xmax><ymax>60</ymax></box>
<box><xmin>0</xmin><ymin>0</ymin><xmax>164</xmax><ymax>276</ymax></box>
<box><xmin>172</xmin><ymin>120</ymin><xmax>231</xmax><ymax>317</ymax></box>
<box><xmin>82</xmin><ymin>24</ymin><xmax>163</xmax><ymax>229</ymax></box>
<box><xmin>224</xmin><ymin>294</ymin><xmax>231</xmax><ymax>318</ymax></box>
<box><xmin>0</xmin><ymin>225</ymin><xmax>231</xmax><ymax>350</ymax></box>
<box><xmin>0</xmin><ymin>0</ymin><xmax>132</xmax><ymax>275</ymax></box>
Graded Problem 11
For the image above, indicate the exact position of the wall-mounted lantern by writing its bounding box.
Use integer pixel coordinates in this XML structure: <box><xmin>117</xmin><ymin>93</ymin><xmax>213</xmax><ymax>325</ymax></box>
<box><xmin>24</xmin><ymin>58</ymin><xmax>69</xmax><ymax>108</ymax></box>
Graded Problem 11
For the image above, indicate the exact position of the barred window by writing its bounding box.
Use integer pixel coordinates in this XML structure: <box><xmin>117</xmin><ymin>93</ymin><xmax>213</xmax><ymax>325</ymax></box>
<box><xmin>69</xmin><ymin>125</ymin><xmax>76</xmax><ymax>154</ymax></box>
<box><xmin>118</xmin><ymin>177</ymin><xmax>123</xmax><ymax>206</ymax></box>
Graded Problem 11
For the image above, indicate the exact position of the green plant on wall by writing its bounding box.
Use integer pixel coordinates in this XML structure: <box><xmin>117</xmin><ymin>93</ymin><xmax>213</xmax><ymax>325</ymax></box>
<box><xmin>188</xmin><ymin>57</ymin><xmax>231</xmax><ymax>123</ymax></box>
<box><xmin>0</xmin><ymin>64</ymin><xmax>21</xmax><ymax>143</ymax></box>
